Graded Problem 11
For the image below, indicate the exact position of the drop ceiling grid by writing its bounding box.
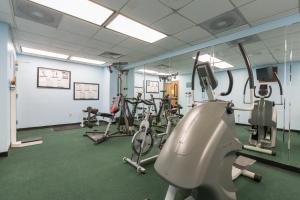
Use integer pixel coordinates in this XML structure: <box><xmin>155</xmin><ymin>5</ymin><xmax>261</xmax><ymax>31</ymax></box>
<box><xmin>7</xmin><ymin>0</ymin><xmax>300</xmax><ymax>64</ymax></box>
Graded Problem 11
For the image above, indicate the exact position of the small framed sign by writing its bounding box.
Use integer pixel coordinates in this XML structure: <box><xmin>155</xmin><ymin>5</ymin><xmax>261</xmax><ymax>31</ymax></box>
<box><xmin>74</xmin><ymin>82</ymin><xmax>99</xmax><ymax>100</ymax></box>
<box><xmin>37</xmin><ymin>67</ymin><xmax>71</xmax><ymax>89</ymax></box>
<box><xmin>146</xmin><ymin>80</ymin><xmax>159</xmax><ymax>93</ymax></box>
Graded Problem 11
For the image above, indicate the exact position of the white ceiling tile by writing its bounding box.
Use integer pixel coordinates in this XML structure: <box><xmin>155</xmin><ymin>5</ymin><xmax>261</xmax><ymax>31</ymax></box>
<box><xmin>91</xmin><ymin>0</ymin><xmax>129</xmax><ymax>11</ymax></box>
<box><xmin>152</xmin><ymin>13</ymin><xmax>194</xmax><ymax>35</ymax></box>
<box><xmin>231</xmin><ymin>0</ymin><xmax>255</xmax><ymax>7</ymax></box>
<box><xmin>263</xmin><ymin>36</ymin><xmax>286</xmax><ymax>49</ymax></box>
<box><xmin>155</xmin><ymin>36</ymin><xmax>188</xmax><ymax>50</ymax></box>
<box><xmin>15</xmin><ymin>17</ymin><xmax>57</xmax><ymax>37</ymax></box>
<box><xmin>78</xmin><ymin>47</ymin><xmax>106</xmax><ymax>56</ymax></box>
<box><xmin>111</xmin><ymin>45</ymin><xmax>133</xmax><ymax>55</ymax></box>
<box><xmin>178</xmin><ymin>0</ymin><xmax>234</xmax><ymax>24</ymax></box>
<box><xmin>0</xmin><ymin>11</ymin><xmax>13</xmax><ymax>25</ymax></box>
<box><xmin>83</xmin><ymin>38</ymin><xmax>114</xmax><ymax>50</ymax></box>
<box><xmin>244</xmin><ymin>41</ymin><xmax>268</xmax><ymax>53</ymax></box>
<box><xmin>53</xmin><ymin>30</ymin><xmax>89</xmax><ymax>46</ymax></box>
<box><xmin>13</xmin><ymin>30</ymin><xmax>52</xmax><ymax>46</ymax></box>
<box><xmin>50</xmin><ymin>40</ymin><xmax>82</xmax><ymax>52</ymax></box>
<box><xmin>174</xmin><ymin>25</ymin><xmax>211</xmax><ymax>43</ymax></box>
<box><xmin>251</xmin><ymin>52</ymin><xmax>277</xmax><ymax>66</ymax></box>
<box><xmin>141</xmin><ymin>45</ymin><xmax>167</xmax><ymax>55</ymax></box>
<box><xmin>94</xmin><ymin>28</ymin><xmax>128</xmax><ymax>45</ymax></box>
<box><xmin>121</xmin><ymin>0</ymin><xmax>173</xmax><ymax>25</ymax></box>
<box><xmin>159</xmin><ymin>0</ymin><xmax>194</xmax><ymax>10</ymax></box>
<box><xmin>118</xmin><ymin>38</ymin><xmax>149</xmax><ymax>50</ymax></box>
<box><xmin>58</xmin><ymin>15</ymin><xmax>100</xmax><ymax>37</ymax></box>
<box><xmin>0</xmin><ymin>0</ymin><xmax>11</xmax><ymax>14</ymax></box>
<box><xmin>258</xmin><ymin>27</ymin><xmax>285</xmax><ymax>40</ymax></box>
<box><xmin>239</xmin><ymin>0</ymin><xmax>298</xmax><ymax>24</ymax></box>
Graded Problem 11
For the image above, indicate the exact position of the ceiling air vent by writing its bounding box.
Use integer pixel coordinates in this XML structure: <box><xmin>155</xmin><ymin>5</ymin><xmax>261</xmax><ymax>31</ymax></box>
<box><xmin>13</xmin><ymin>0</ymin><xmax>63</xmax><ymax>28</ymax></box>
<box><xmin>99</xmin><ymin>52</ymin><xmax>123</xmax><ymax>59</ymax></box>
<box><xmin>200</xmin><ymin>9</ymin><xmax>247</xmax><ymax>35</ymax></box>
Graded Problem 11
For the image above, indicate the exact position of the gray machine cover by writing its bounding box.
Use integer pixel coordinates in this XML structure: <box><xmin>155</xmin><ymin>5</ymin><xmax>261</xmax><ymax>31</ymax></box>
<box><xmin>154</xmin><ymin>101</ymin><xmax>241</xmax><ymax>199</ymax></box>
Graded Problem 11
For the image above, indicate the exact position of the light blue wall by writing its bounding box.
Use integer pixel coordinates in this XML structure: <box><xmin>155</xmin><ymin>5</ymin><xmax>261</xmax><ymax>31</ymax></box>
<box><xmin>16</xmin><ymin>55</ymin><xmax>110</xmax><ymax>128</ymax></box>
<box><xmin>0</xmin><ymin>22</ymin><xmax>16</xmax><ymax>153</ymax></box>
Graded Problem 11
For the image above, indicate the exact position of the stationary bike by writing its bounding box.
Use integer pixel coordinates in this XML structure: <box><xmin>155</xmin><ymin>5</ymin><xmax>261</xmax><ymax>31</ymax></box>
<box><xmin>243</xmin><ymin>66</ymin><xmax>283</xmax><ymax>155</ymax></box>
<box><xmin>123</xmin><ymin>100</ymin><xmax>181</xmax><ymax>174</ymax></box>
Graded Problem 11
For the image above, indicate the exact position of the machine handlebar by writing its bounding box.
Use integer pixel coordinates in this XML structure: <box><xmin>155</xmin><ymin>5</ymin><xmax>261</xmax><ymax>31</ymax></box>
<box><xmin>220</xmin><ymin>70</ymin><xmax>233</xmax><ymax>96</ymax></box>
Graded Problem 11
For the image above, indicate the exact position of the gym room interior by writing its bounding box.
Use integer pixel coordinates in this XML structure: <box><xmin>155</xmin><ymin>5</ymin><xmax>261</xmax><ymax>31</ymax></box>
<box><xmin>1</xmin><ymin>0</ymin><xmax>300</xmax><ymax>199</ymax></box>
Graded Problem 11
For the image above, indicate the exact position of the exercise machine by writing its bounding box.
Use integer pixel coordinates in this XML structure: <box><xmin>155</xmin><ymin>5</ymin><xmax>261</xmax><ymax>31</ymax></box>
<box><xmin>123</xmin><ymin>100</ymin><xmax>181</xmax><ymax>174</ymax></box>
<box><xmin>243</xmin><ymin>66</ymin><xmax>283</xmax><ymax>155</ymax></box>
<box><xmin>83</xmin><ymin>96</ymin><xmax>120</xmax><ymax>144</ymax></box>
<box><xmin>154</xmin><ymin>43</ymin><xmax>259</xmax><ymax>200</ymax></box>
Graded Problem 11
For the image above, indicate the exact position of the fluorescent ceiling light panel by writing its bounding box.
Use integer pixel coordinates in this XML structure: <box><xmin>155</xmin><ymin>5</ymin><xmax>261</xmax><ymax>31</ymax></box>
<box><xmin>214</xmin><ymin>61</ymin><xmax>234</xmax><ymax>69</ymax></box>
<box><xmin>137</xmin><ymin>69</ymin><xmax>170</xmax><ymax>76</ymax></box>
<box><xmin>106</xmin><ymin>15</ymin><xmax>167</xmax><ymax>43</ymax></box>
<box><xmin>21</xmin><ymin>47</ymin><xmax>69</xmax><ymax>59</ymax></box>
<box><xmin>192</xmin><ymin>54</ymin><xmax>234</xmax><ymax>69</ymax></box>
<box><xmin>193</xmin><ymin>54</ymin><xmax>222</xmax><ymax>63</ymax></box>
<box><xmin>70</xmin><ymin>56</ymin><xmax>105</xmax><ymax>65</ymax></box>
<box><xmin>29</xmin><ymin>0</ymin><xmax>113</xmax><ymax>26</ymax></box>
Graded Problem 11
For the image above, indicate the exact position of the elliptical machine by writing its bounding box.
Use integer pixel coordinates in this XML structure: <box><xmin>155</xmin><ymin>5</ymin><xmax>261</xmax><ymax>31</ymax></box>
<box><xmin>154</xmin><ymin>43</ymin><xmax>258</xmax><ymax>200</ymax></box>
<box><xmin>243</xmin><ymin>67</ymin><xmax>283</xmax><ymax>155</ymax></box>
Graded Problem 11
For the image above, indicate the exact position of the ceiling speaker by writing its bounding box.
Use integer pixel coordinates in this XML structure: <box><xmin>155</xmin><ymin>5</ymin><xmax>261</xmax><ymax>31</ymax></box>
<box><xmin>200</xmin><ymin>9</ymin><xmax>248</xmax><ymax>35</ymax></box>
<box><xmin>99</xmin><ymin>52</ymin><xmax>124</xmax><ymax>59</ymax></box>
<box><xmin>13</xmin><ymin>0</ymin><xmax>63</xmax><ymax>28</ymax></box>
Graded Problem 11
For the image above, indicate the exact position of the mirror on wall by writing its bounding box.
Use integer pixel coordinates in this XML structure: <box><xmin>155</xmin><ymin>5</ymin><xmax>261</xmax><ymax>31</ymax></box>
<box><xmin>136</xmin><ymin>23</ymin><xmax>300</xmax><ymax>171</ymax></box>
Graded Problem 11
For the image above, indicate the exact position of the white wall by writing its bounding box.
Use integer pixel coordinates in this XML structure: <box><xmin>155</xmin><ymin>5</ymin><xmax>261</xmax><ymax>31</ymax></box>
<box><xmin>0</xmin><ymin>22</ymin><xmax>16</xmax><ymax>153</ymax></box>
<box><xmin>16</xmin><ymin>55</ymin><xmax>111</xmax><ymax>129</ymax></box>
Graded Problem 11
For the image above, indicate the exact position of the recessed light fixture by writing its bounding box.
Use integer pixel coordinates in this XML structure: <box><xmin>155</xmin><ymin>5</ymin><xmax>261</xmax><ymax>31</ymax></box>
<box><xmin>137</xmin><ymin>69</ymin><xmax>170</xmax><ymax>76</ymax></box>
<box><xmin>70</xmin><ymin>56</ymin><xmax>105</xmax><ymax>65</ymax></box>
<box><xmin>106</xmin><ymin>15</ymin><xmax>167</xmax><ymax>43</ymax></box>
<box><xmin>192</xmin><ymin>54</ymin><xmax>233</xmax><ymax>69</ymax></box>
<box><xmin>214</xmin><ymin>61</ymin><xmax>233</xmax><ymax>69</ymax></box>
<box><xmin>28</xmin><ymin>0</ymin><xmax>113</xmax><ymax>26</ymax></box>
<box><xmin>193</xmin><ymin>54</ymin><xmax>222</xmax><ymax>63</ymax></box>
<box><xmin>21</xmin><ymin>46</ymin><xmax>69</xmax><ymax>59</ymax></box>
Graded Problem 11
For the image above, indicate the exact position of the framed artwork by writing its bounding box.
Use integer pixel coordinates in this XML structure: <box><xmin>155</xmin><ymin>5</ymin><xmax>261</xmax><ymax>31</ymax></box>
<box><xmin>37</xmin><ymin>67</ymin><xmax>71</xmax><ymax>89</ymax></box>
<box><xmin>146</xmin><ymin>80</ymin><xmax>159</xmax><ymax>93</ymax></box>
<box><xmin>74</xmin><ymin>82</ymin><xmax>99</xmax><ymax>100</ymax></box>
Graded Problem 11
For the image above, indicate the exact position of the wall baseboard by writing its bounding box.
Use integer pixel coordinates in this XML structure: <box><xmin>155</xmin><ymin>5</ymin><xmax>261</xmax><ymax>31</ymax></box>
<box><xmin>0</xmin><ymin>151</ymin><xmax>8</xmax><ymax>157</ymax></box>
<box><xmin>17</xmin><ymin>122</ymin><xmax>81</xmax><ymax>132</ymax></box>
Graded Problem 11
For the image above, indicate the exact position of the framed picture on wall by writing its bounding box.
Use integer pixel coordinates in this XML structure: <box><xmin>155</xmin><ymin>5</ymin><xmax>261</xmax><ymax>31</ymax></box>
<box><xmin>74</xmin><ymin>82</ymin><xmax>99</xmax><ymax>100</ymax></box>
<box><xmin>37</xmin><ymin>67</ymin><xmax>71</xmax><ymax>89</ymax></box>
<box><xmin>146</xmin><ymin>80</ymin><xmax>159</xmax><ymax>93</ymax></box>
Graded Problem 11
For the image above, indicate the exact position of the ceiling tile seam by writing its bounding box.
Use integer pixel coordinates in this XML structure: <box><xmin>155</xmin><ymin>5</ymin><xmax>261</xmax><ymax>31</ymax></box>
<box><xmin>260</xmin><ymin>39</ymin><xmax>280</xmax><ymax>64</ymax></box>
<box><xmin>155</xmin><ymin>0</ymin><xmax>199</xmax><ymax>25</ymax></box>
<box><xmin>158</xmin><ymin>0</ymin><xmax>196</xmax><ymax>11</ymax></box>
<box><xmin>229</xmin><ymin>0</ymin><xmax>256</xmax><ymax>8</ymax></box>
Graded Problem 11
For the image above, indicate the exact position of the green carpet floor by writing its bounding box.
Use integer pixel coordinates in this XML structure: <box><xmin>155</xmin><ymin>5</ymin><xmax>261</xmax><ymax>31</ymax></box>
<box><xmin>0</xmin><ymin>126</ymin><xmax>300</xmax><ymax>200</ymax></box>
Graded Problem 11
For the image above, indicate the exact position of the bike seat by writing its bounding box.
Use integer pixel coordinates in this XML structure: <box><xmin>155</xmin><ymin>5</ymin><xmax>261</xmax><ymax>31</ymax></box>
<box><xmin>99</xmin><ymin>113</ymin><xmax>114</xmax><ymax>119</ymax></box>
